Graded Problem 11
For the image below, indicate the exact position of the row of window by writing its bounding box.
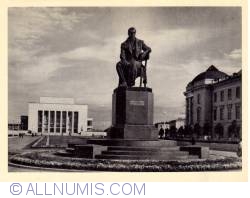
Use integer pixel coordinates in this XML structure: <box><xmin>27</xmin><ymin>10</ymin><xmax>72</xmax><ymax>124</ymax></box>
<box><xmin>196</xmin><ymin>104</ymin><xmax>241</xmax><ymax>123</ymax></box>
<box><xmin>213</xmin><ymin>104</ymin><xmax>241</xmax><ymax>121</ymax></box>
<box><xmin>214</xmin><ymin>125</ymin><xmax>241</xmax><ymax>139</ymax></box>
<box><xmin>38</xmin><ymin>110</ymin><xmax>79</xmax><ymax>133</ymax></box>
<box><xmin>214</xmin><ymin>87</ymin><xmax>240</xmax><ymax>103</ymax></box>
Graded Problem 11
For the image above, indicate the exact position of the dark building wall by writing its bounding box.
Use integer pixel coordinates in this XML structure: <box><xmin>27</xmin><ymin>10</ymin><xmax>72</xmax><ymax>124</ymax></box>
<box><xmin>20</xmin><ymin>115</ymin><xmax>28</xmax><ymax>130</ymax></box>
<box><xmin>184</xmin><ymin>66</ymin><xmax>241</xmax><ymax>139</ymax></box>
<box><xmin>212</xmin><ymin>78</ymin><xmax>241</xmax><ymax>138</ymax></box>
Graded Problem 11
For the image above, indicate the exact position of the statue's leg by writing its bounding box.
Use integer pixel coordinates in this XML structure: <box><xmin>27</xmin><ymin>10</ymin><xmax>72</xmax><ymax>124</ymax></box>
<box><xmin>142</xmin><ymin>66</ymin><xmax>147</xmax><ymax>85</ymax></box>
<box><xmin>116</xmin><ymin>62</ymin><xmax>127</xmax><ymax>87</ymax></box>
<box><xmin>127</xmin><ymin>61</ymin><xmax>138</xmax><ymax>87</ymax></box>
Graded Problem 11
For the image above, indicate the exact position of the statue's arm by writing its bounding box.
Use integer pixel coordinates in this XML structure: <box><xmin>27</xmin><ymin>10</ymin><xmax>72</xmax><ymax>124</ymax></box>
<box><xmin>120</xmin><ymin>43</ymin><xmax>129</xmax><ymax>65</ymax></box>
<box><xmin>140</xmin><ymin>41</ymin><xmax>152</xmax><ymax>61</ymax></box>
<box><xmin>142</xmin><ymin>41</ymin><xmax>152</xmax><ymax>54</ymax></box>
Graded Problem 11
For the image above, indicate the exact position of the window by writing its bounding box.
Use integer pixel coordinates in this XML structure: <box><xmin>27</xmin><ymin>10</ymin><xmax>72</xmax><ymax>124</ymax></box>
<box><xmin>228</xmin><ymin>89</ymin><xmax>232</xmax><ymax>100</ymax></box>
<box><xmin>38</xmin><ymin>111</ymin><xmax>43</xmax><ymax>132</ymax></box>
<box><xmin>87</xmin><ymin>120</ymin><xmax>92</xmax><ymax>127</ymax></box>
<box><xmin>50</xmin><ymin>111</ymin><xmax>55</xmax><ymax>132</ymax></box>
<box><xmin>213</xmin><ymin>108</ymin><xmax>217</xmax><ymax>121</ymax></box>
<box><xmin>62</xmin><ymin>111</ymin><xmax>66</xmax><ymax>133</ymax></box>
<box><xmin>220</xmin><ymin>106</ymin><xmax>224</xmax><ymax>120</ymax></box>
<box><xmin>220</xmin><ymin>91</ymin><xmax>224</xmax><ymax>102</ymax></box>
<box><xmin>236</xmin><ymin>104</ymin><xmax>241</xmax><ymax>119</ymax></box>
<box><xmin>214</xmin><ymin>92</ymin><xmax>217</xmax><ymax>103</ymax></box>
<box><xmin>73</xmin><ymin>112</ymin><xmax>79</xmax><ymax>133</ymax></box>
<box><xmin>197</xmin><ymin>107</ymin><xmax>201</xmax><ymax>122</ymax></box>
<box><xmin>44</xmin><ymin>111</ymin><xmax>48</xmax><ymax>132</ymax></box>
<box><xmin>68</xmin><ymin>111</ymin><xmax>72</xmax><ymax>134</ymax></box>
<box><xmin>190</xmin><ymin>97</ymin><xmax>193</xmax><ymax>124</ymax></box>
<box><xmin>236</xmin><ymin>87</ymin><xmax>240</xmax><ymax>99</ymax></box>
<box><xmin>227</xmin><ymin>104</ymin><xmax>232</xmax><ymax>120</ymax></box>
<box><xmin>56</xmin><ymin>111</ymin><xmax>61</xmax><ymax>133</ymax></box>
<box><xmin>197</xmin><ymin>94</ymin><xmax>200</xmax><ymax>104</ymax></box>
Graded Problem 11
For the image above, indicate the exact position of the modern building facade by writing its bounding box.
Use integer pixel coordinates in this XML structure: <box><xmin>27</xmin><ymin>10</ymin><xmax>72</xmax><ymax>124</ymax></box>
<box><xmin>87</xmin><ymin>118</ymin><xmax>94</xmax><ymax>131</ymax></box>
<box><xmin>28</xmin><ymin>97</ymin><xmax>89</xmax><ymax>136</ymax></box>
<box><xmin>184</xmin><ymin>65</ymin><xmax>241</xmax><ymax>139</ymax></box>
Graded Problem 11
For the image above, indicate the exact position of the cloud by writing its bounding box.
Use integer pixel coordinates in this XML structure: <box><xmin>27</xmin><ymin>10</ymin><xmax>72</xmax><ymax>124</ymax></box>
<box><xmin>8</xmin><ymin>7</ymin><xmax>242</xmax><ymax>124</ymax></box>
<box><xmin>225</xmin><ymin>48</ymin><xmax>242</xmax><ymax>60</ymax></box>
<box><xmin>9</xmin><ymin>8</ymin><xmax>88</xmax><ymax>47</ymax></box>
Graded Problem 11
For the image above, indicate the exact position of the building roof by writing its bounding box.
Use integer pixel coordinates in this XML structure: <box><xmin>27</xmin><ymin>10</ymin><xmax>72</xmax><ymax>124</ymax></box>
<box><xmin>191</xmin><ymin>65</ymin><xmax>228</xmax><ymax>83</ymax></box>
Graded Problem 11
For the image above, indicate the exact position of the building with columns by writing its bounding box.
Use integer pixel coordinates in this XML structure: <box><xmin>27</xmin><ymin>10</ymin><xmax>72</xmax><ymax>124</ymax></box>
<box><xmin>28</xmin><ymin>97</ymin><xmax>90</xmax><ymax>136</ymax></box>
<box><xmin>184</xmin><ymin>65</ymin><xmax>241</xmax><ymax>139</ymax></box>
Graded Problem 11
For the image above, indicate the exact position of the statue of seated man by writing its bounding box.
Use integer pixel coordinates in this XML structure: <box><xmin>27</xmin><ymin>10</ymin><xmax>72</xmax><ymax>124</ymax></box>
<box><xmin>116</xmin><ymin>27</ymin><xmax>152</xmax><ymax>88</ymax></box>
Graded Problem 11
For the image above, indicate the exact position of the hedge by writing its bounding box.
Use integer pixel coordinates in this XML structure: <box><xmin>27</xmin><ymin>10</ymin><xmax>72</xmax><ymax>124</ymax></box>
<box><xmin>9</xmin><ymin>150</ymin><xmax>242</xmax><ymax>172</ymax></box>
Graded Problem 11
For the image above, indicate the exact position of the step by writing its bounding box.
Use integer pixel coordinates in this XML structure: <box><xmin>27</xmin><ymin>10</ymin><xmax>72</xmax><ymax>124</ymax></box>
<box><xmin>95</xmin><ymin>154</ymin><xmax>191</xmax><ymax>160</ymax></box>
<box><xmin>55</xmin><ymin>150</ymin><xmax>73</xmax><ymax>157</ymax></box>
<box><xmin>102</xmin><ymin>150</ymin><xmax>188</xmax><ymax>156</ymax></box>
<box><xmin>87</xmin><ymin>139</ymin><xmax>177</xmax><ymax>147</ymax></box>
<box><xmin>65</xmin><ymin>147</ymin><xmax>75</xmax><ymax>153</ymax></box>
<box><xmin>107</xmin><ymin>146</ymin><xmax>180</xmax><ymax>152</ymax></box>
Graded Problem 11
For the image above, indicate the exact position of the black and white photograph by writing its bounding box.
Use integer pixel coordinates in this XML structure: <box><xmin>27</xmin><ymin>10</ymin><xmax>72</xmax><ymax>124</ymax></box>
<box><xmin>8</xmin><ymin>7</ymin><xmax>242</xmax><ymax>172</ymax></box>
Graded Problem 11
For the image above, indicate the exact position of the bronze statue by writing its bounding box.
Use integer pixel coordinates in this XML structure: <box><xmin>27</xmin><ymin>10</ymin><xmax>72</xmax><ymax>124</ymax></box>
<box><xmin>116</xmin><ymin>27</ymin><xmax>152</xmax><ymax>88</ymax></box>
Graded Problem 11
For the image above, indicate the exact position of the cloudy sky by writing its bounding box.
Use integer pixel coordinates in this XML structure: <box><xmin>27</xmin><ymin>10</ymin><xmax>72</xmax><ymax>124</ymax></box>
<box><xmin>8</xmin><ymin>7</ymin><xmax>242</xmax><ymax>129</ymax></box>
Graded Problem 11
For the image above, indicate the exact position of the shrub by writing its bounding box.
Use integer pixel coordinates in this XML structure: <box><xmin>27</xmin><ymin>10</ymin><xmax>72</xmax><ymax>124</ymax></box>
<box><xmin>10</xmin><ymin>150</ymin><xmax>242</xmax><ymax>172</ymax></box>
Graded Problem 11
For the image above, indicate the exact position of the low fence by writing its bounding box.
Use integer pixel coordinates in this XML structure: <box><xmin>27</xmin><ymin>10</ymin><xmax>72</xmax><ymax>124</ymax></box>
<box><xmin>8</xmin><ymin>130</ymin><xmax>27</xmax><ymax>136</ymax></box>
<box><xmin>81</xmin><ymin>131</ymin><xmax>107</xmax><ymax>137</ymax></box>
<box><xmin>176</xmin><ymin>140</ymin><xmax>239</xmax><ymax>152</ymax></box>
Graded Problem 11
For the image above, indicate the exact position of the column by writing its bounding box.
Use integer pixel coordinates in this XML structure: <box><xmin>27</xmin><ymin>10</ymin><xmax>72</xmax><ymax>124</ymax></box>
<box><xmin>72</xmin><ymin>112</ymin><xmax>74</xmax><ymax>134</ymax></box>
<box><xmin>190</xmin><ymin>97</ymin><xmax>193</xmax><ymax>124</ymax></box>
<box><xmin>42</xmin><ymin>110</ymin><xmax>44</xmax><ymax>134</ymax></box>
<box><xmin>48</xmin><ymin>111</ymin><xmax>50</xmax><ymax>134</ymax></box>
<box><xmin>188</xmin><ymin>98</ymin><xmax>191</xmax><ymax>125</ymax></box>
<box><xmin>54</xmin><ymin>111</ymin><xmax>56</xmax><ymax>133</ymax></box>
<box><xmin>60</xmin><ymin>110</ymin><xmax>63</xmax><ymax>135</ymax></box>
<box><xmin>66</xmin><ymin>111</ymin><xmax>69</xmax><ymax>135</ymax></box>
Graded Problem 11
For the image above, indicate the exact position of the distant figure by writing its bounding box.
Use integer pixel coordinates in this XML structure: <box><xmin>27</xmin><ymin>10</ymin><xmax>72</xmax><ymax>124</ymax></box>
<box><xmin>116</xmin><ymin>27</ymin><xmax>152</xmax><ymax>88</ymax></box>
<box><xmin>164</xmin><ymin>128</ymin><xmax>169</xmax><ymax>139</ymax></box>
<box><xmin>19</xmin><ymin>133</ymin><xmax>24</xmax><ymax>138</ymax></box>
<box><xmin>237</xmin><ymin>140</ymin><xmax>242</xmax><ymax>157</ymax></box>
<box><xmin>159</xmin><ymin>127</ymin><xmax>164</xmax><ymax>139</ymax></box>
<box><xmin>191</xmin><ymin>136</ymin><xmax>196</xmax><ymax>145</ymax></box>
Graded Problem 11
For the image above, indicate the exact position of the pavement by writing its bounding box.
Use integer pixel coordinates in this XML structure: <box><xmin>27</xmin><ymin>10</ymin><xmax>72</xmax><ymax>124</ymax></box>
<box><xmin>8</xmin><ymin>136</ymin><xmax>40</xmax><ymax>154</ymax></box>
<box><xmin>209</xmin><ymin>150</ymin><xmax>238</xmax><ymax>158</ymax></box>
<box><xmin>8</xmin><ymin>136</ymin><xmax>240</xmax><ymax>172</ymax></box>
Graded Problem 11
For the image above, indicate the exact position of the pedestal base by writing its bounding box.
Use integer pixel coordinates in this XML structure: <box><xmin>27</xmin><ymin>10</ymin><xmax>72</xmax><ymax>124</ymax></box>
<box><xmin>111</xmin><ymin>87</ymin><xmax>157</xmax><ymax>140</ymax></box>
<box><xmin>109</xmin><ymin>124</ymin><xmax>158</xmax><ymax>140</ymax></box>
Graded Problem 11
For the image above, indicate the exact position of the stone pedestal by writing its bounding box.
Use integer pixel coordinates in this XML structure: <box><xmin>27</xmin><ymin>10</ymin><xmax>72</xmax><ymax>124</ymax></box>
<box><xmin>109</xmin><ymin>87</ymin><xmax>158</xmax><ymax>140</ymax></box>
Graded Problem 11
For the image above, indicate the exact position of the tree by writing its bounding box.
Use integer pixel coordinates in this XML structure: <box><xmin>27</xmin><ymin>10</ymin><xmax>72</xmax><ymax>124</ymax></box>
<box><xmin>183</xmin><ymin>125</ymin><xmax>193</xmax><ymax>138</ymax></box>
<box><xmin>228</xmin><ymin>120</ymin><xmax>238</xmax><ymax>139</ymax></box>
<box><xmin>164</xmin><ymin>128</ymin><xmax>170</xmax><ymax>139</ymax></box>
<box><xmin>177</xmin><ymin>126</ymin><xmax>185</xmax><ymax>138</ymax></box>
<box><xmin>193</xmin><ymin>123</ymin><xmax>201</xmax><ymax>137</ymax></box>
<box><xmin>169</xmin><ymin>126</ymin><xmax>177</xmax><ymax>138</ymax></box>
<box><xmin>203</xmin><ymin>123</ymin><xmax>211</xmax><ymax>136</ymax></box>
<box><xmin>158</xmin><ymin>127</ymin><xmax>164</xmax><ymax>139</ymax></box>
<box><xmin>214</xmin><ymin>123</ymin><xmax>224</xmax><ymax>139</ymax></box>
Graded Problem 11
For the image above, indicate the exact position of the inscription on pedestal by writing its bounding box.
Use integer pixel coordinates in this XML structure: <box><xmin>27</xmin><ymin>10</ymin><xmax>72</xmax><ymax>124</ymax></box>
<box><xmin>129</xmin><ymin>100</ymin><xmax>145</xmax><ymax>106</ymax></box>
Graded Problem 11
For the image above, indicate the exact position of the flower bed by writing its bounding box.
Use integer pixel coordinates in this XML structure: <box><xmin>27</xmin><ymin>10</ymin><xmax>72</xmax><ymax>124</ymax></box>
<box><xmin>9</xmin><ymin>150</ymin><xmax>241</xmax><ymax>172</ymax></box>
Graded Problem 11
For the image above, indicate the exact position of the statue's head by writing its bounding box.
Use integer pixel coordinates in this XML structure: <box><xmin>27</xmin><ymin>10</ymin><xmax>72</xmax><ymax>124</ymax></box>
<box><xmin>128</xmin><ymin>27</ymin><xmax>136</xmax><ymax>39</ymax></box>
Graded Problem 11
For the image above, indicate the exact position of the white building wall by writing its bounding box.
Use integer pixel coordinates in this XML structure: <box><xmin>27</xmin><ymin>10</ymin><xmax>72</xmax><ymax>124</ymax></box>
<box><xmin>40</xmin><ymin>97</ymin><xmax>74</xmax><ymax>104</ymax></box>
<box><xmin>176</xmin><ymin>119</ymin><xmax>185</xmax><ymax>129</ymax></box>
<box><xmin>28</xmin><ymin>102</ymin><xmax>88</xmax><ymax>136</ymax></box>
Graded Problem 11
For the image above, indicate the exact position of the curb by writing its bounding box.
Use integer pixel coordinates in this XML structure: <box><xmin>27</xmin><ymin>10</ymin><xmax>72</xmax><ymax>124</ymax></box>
<box><xmin>8</xmin><ymin>162</ymin><xmax>91</xmax><ymax>172</ymax></box>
